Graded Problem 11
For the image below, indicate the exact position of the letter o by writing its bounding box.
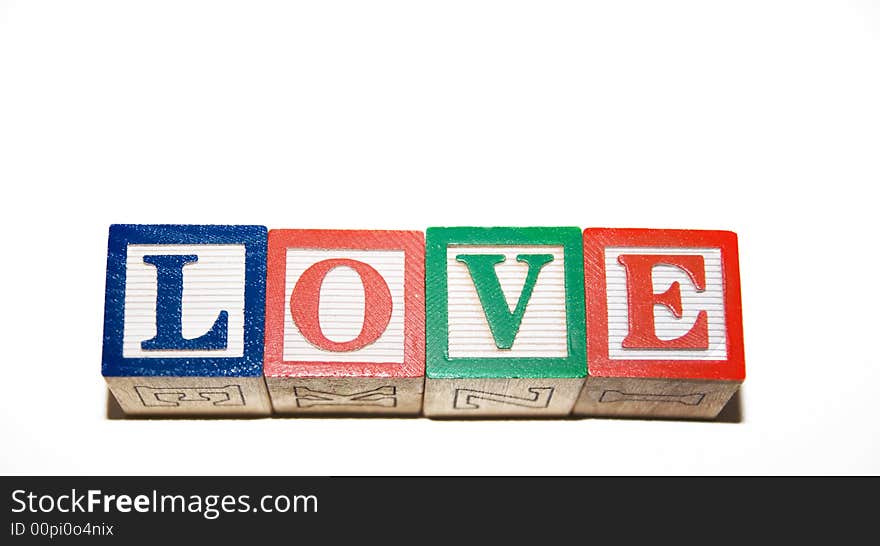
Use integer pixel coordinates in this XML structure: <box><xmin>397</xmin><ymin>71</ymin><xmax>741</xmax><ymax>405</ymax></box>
<box><xmin>290</xmin><ymin>259</ymin><xmax>392</xmax><ymax>352</ymax></box>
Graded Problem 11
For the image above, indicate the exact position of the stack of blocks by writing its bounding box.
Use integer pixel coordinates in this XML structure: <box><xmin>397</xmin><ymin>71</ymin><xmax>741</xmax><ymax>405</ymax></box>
<box><xmin>102</xmin><ymin>225</ymin><xmax>745</xmax><ymax>420</ymax></box>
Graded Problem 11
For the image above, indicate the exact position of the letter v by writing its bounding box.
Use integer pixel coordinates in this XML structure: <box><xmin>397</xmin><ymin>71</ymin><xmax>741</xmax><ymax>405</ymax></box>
<box><xmin>455</xmin><ymin>254</ymin><xmax>554</xmax><ymax>349</ymax></box>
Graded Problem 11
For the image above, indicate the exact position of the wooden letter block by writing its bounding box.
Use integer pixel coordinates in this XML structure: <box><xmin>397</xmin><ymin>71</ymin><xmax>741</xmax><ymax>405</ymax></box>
<box><xmin>102</xmin><ymin>224</ymin><xmax>272</xmax><ymax>416</ymax></box>
<box><xmin>263</xmin><ymin>230</ymin><xmax>425</xmax><ymax>415</ymax></box>
<box><xmin>573</xmin><ymin>228</ymin><xmax>745</xmax><ymax>419</ymax></box>
<box><xmin>424</xmin><ymin>227</ymin><xmax>587</xmax><ymax>417</ymax></box>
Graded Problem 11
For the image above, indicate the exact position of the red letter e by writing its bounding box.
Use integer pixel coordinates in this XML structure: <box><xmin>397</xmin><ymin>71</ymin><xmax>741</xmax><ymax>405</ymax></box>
<box><xmin>617</xmin><ymin>254</ymin><xmax>709</xmax><ymax>350</ymax></box>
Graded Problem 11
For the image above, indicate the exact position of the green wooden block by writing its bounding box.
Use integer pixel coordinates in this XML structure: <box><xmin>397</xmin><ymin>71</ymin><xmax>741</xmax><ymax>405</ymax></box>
<box><xmin>424</xmin><ymin>227</ymin><xmax>587</xmax><ymax>417</ymax></box>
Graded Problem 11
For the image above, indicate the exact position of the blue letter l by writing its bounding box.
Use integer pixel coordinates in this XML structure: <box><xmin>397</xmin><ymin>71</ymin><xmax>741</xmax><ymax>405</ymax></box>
<box><xmin>140</xmin><ymin>254</ymin><xmax>229</xmax><ymax>351</ymax></box>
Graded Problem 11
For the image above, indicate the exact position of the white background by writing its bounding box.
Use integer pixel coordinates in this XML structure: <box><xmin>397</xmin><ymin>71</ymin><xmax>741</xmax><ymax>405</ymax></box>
<box><xmin>1</xmin><ymin>1</ymin><xmax>877</xmax><ymax>475</ymax></box>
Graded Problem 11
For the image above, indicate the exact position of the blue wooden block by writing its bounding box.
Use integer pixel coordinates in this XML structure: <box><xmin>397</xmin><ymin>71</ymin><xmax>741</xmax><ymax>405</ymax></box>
<box><xmin>102</xmin><ymin>224</ymin><xmax>271</xmax><ymax>416</ymax></box>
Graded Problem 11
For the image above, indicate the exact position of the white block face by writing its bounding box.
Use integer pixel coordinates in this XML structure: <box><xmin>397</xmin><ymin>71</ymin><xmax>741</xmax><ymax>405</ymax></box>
<box><xmin>605</xmin><ymin>247</ymin><xmax>727</xmax><ymax>360</ymax></box>
<box><xmin>447</xmin><ymin>245</ymin><xmax>568</xmax><ymax>358</ymax></box>
<box><xmin>283</xmin><ymin>250</ymin><xmax>405</xmax><ymax>363</ymax></box>
<box><xmin>122</xmin><ymin>244</ymin><xmax>246</xmax><ymax>358</ymax></box>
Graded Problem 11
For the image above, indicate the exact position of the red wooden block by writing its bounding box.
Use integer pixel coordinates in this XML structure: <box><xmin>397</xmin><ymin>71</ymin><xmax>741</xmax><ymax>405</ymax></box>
<box><xmin>573</xmin><ymin>228</ymin><xmax>745</xmax><ymax>419</ymax></box>
<box><xmin>264</xmin><ymin>229</ymin><xmax>425</xmax><ymax>415</ymax></box>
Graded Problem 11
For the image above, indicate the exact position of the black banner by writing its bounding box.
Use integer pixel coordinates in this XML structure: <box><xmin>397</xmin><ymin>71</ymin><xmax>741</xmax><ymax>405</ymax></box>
<box><xmin>1</xmin><ymin>476</ymin><xmax>871</xmax><ymax>543</ymax></box>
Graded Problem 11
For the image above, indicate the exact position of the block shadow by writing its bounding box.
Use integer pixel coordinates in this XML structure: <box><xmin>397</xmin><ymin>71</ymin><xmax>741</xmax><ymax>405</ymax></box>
<box><xmin>105</xmin><ymin>389</ymin><xmax>420</xmax><ymax>420</ymax></box>
<box><xmin>106</xmin><ymin>390</ymin><xmax>126</xmax><ymax>420</ymax></box>
<box><xmin>107</xmin><ymin>388</ymin><xmax>744</xmax><ymax>423</ymax></box>
<box><xmin>562</xmin><ymin>388</ymin><xmax>744</xmax><ymax>424</ymax></box>
<box><xmin>714</xmin><ymin>389</ymin><xmax>744</xmax><ymax>424</ymax></box>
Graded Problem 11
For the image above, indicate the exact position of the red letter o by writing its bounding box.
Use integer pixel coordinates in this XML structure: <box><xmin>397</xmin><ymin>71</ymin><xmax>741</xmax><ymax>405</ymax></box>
<box><xmin>290</xmin><ymin>259</ymin><xmax>393</xmax><ymax>352</ymax></box>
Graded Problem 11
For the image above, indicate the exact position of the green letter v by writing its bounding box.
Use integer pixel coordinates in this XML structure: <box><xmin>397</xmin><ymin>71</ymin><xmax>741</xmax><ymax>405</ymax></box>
<box><xmin>455</xmin><ymin>253</ymin><xmax>555</xmax><ymax>349</ymax></box>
